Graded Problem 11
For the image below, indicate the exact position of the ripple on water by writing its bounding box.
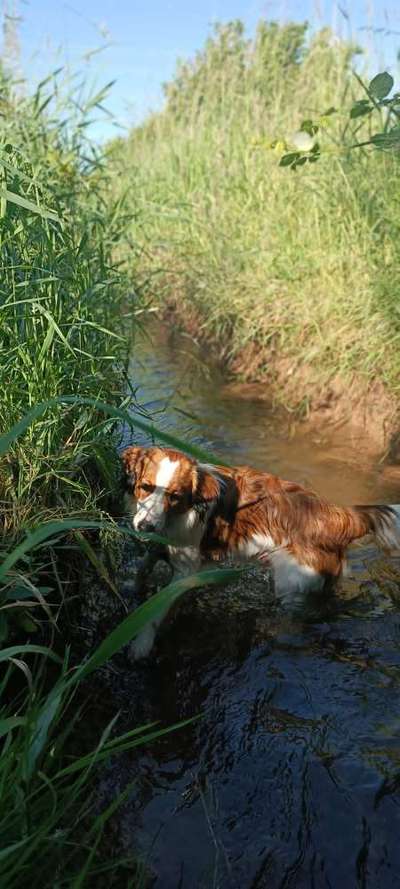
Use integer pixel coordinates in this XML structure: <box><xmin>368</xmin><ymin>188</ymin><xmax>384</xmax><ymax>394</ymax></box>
<box><xmin>98</xmin><ymin>324</ymin><xmax>400</xmax><ymax>888</ymax></box>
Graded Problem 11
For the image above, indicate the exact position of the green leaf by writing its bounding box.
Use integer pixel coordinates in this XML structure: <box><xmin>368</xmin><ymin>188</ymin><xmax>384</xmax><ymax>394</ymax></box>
<box><xmin>26</xmin><ymin>686</ymin><xmax>63</xmax><ymax>778</ymax></box>
<box><xmin>6</xmin><ymin>584</ymin><xmax>35</xmax><ymax>601</ymax></box>
<box><xmin>0</xmin><ymin>716</ymin><xmax>26</xmax><ymax>740</ymax></box>
<box><xmin>279</xmin><ymin>152</ymin><xmax>301</xmax><ymax>167</ymax></box>
<box><xmin>299</xmin><ymin>119</ymin><xmax>319</xmax><ymax>136</ymax></box>
<box><xmin>77</xmin><ymin>566</ymin><xmax>242</xmax><ymax>680</ymax></box>
<box><xmin>0</xmin><ymin>401</ymin><xmax>59</xmax><ymax>457</ymax></box>
<box><xmin>27</xmin><ymin>568</ymin><xmax>241</xmax><ymax>777</ymax></box>
<box><xmin>55</xmin><ymin>718</ymin><xmax>197</xmax><ymax>778</ymax></box>
<box><xmin>370</xmin><ymin>129</ymin><xmax>400</xmax><ymax>148</ymax></box>
<box><xmin>350</xmin><ymin>100</ymin><xmax>372</xmax><ymax>119</ymax></box>
<box><xmin>74</xmin><ymin>530</ymin><xmax>119</xmax><ymax>595</ymax></box>
<box><xmin>83</xmin><ymin>81</ymin><xmax>116</xmax><ymax>113</ymax></box>
<box><xmin>369</xmin><ymin>72</ymin><xmax>394</xmax><ymax>100</ymax></box>
<box><xmin>0</xmin><ymin>644</ymin><xmax>62</xmax><ymax>665</ymax></box>
<box><xmin>0</xmin><ymin>519</ymin><xmax>106</xmax><ymax>581</ymax></box>
<box><xmin>0</xmin><ymin>838</ymin><xmax>31</xmax><ymax>862</ymax></box>
<box><xmin>0</xmin><ymin>519</ymin><xmax>182</xmax><ymax>584</ymax></box>
<box><xmin>0</xmin><ymin>188</ymin><xmax>59</xmax><ymax>222</ymax></box>
<box><xmin>16</xmin><ymin>614</ymin><xmax>39</xmax><ymax>633</ymax></box>
<box><xmin>35</xmin><ymin>303</ymin><xmax>76</xmax><ymax>357</ymax></box>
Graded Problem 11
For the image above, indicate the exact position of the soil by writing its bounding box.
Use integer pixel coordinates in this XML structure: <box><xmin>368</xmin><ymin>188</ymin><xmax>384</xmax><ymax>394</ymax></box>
<box><xmin>162</xmin><ymin>300</ymin><xmax>400</xmax><ymax>463</ymax></box>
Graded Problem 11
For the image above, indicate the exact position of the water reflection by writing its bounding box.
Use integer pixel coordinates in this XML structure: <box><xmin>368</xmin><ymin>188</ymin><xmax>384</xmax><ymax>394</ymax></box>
<box><xmin>127</xmin><ymin>324</ymin><xmax>399</xmax><ymax>505</ymax></box>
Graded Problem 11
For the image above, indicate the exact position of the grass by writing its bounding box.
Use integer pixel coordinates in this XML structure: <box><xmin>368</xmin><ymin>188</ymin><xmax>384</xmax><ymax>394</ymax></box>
<box><xmin>0</xmin><ymin>61</ymin><xmax>145</xmax><ymax>884</ymax></box>
<box><xmin>114</xmin><ymin>20</ymin><xmax>400</xmax><ymax>402</ymax></box>
<box><xmin>0</xmin><ymin>554</ymin><xmax>239</xmax><ymax>887</ymax></box>
<box><xmin>0</xmin><ymin>63</ymin><xmax>242</xmax><ymax>884</ymax></box>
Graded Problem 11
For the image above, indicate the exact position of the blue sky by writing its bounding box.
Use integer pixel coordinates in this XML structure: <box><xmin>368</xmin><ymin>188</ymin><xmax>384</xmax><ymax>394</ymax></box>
<box><xmin>3</xmin><ymin>1</ymin><xmax>400</xmax><ymax>139</ymax></box>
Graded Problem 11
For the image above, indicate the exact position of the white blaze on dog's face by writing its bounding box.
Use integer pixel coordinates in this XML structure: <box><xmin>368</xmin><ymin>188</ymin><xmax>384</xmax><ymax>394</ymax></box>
<box><xmin>121</xmin><ymin>445</ymin><xmax>220</xmax><ymax>535</ymax></box>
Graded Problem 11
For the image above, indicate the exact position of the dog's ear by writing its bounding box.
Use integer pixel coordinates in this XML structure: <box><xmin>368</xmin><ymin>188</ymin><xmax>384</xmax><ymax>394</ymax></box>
<box><xmin>120</xmin><ymin>446</ymin><xmax>144</xmax><ymax>492</ymax></box>
<box><xmin>192</xmin><ymin>466</ymin><xmax>219</xmax><ymax>504</ymax></box>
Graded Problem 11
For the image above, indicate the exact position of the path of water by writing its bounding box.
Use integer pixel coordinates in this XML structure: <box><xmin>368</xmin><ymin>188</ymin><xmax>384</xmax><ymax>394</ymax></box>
<box><xmin>108</xmin><ymin>324</ymin><xmax>400</xmax><ymax>889</ymax></box>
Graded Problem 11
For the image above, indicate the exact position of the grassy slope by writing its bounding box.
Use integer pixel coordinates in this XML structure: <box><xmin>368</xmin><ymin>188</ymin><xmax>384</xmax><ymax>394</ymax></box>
<box><xmin>117</xmin><ymin>21</ymin><xmax>400</xmax><ymax>401</ymax></box>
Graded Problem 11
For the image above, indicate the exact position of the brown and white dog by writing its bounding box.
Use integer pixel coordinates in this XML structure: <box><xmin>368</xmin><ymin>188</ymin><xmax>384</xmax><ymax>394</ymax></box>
<box><xmin>121</xmin><ymin>445</ymin><xmax>400</xmax><ymax>658</ymax></box>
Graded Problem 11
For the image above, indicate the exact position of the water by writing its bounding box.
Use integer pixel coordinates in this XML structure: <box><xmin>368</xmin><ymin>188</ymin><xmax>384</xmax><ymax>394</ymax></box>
<box><xmin>108</xmin><ymin>324</ymin><xmax>400</xmax><ymax>888</ymax></box>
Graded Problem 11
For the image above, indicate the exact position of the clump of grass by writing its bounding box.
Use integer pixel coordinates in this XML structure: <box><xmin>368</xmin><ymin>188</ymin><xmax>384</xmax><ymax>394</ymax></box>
<box><xmin>0</xmin><ymin>62</ymin><xmax>243</xmax><ymax>883</ymax></box>
<box><xmin>0</xmin><ymin>63</ymin><xmax>150</xmax><ymax>884</ymax></box>
<box><xmin>117</xmin><ymin>20</ymin><xmax>400</xmax><ymax>399</ymax></box>
<box><xmin>0</xmin><ymin>66</ymin><xmax>135</xmax><ymax>527</ymax></box>
<box><xmin>0</xmin><ymin>60</ymin><xmax>144</xmax><ymax>632</ymax></box>
<box><xmin>0</xmin><ymin>540</ymin><xmax>239</xmax><ymax>887</ymax></box>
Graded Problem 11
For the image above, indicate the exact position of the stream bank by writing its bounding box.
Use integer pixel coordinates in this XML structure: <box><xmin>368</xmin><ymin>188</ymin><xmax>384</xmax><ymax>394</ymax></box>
<box><xmin>162</xmin><ymin>302</ymin><xmax>400</xmax><ymax>464</ymax></box>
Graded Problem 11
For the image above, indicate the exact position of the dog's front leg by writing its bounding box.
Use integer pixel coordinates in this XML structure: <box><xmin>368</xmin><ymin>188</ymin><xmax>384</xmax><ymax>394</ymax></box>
<box><xmin>130</xmin><ymin>546</ymin><xmax>201</xmax><ymax>661</ymax></box>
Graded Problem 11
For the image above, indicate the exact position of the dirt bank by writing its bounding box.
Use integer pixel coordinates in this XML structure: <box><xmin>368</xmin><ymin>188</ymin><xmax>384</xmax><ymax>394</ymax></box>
<box><xmin>162</xmin><ymin>301</ymin><xmax>400</xmax><ymax>466</ymax></box>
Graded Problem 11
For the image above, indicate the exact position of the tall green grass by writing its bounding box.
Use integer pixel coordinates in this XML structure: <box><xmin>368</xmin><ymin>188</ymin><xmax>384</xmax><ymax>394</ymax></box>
<box><xmin>0</xmin><ymin>63</ymin><xmax>141</xmax><ymax>883</ymax></box>
<box><xmin>0</xmin><ymin>64</ymin><xmax>242</xmax><ymax>884</ymax></box>
<box><xmin>0</xmin><ymin>67</ymin><xmax>135</xmax><ymax>531</ymax></box>
<box><xmin>116</xmin><ymin>20</ymin><xmax>400</xmax><ymax>398</ymax></box>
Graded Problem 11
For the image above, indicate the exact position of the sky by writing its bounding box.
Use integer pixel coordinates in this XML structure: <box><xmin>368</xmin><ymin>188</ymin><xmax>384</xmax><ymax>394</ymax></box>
<box><xmin>2</xmin><ymin>0</ymin><xmax>400</xmax><ymax>140</ymax></box>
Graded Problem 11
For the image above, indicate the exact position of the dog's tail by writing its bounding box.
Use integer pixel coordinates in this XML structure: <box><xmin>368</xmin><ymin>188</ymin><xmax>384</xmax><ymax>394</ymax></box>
<box><xmin>348</xmin><ymin>504</ymin><xmax>400</xmax><ymax>551</ymax></box>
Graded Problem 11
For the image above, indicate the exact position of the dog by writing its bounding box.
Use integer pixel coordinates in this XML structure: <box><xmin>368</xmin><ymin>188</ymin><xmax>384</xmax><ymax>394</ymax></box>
<box><xmin>121</xmin><ymin>445</ymin><xmax>400</xmax><ymax>658</ymax></box>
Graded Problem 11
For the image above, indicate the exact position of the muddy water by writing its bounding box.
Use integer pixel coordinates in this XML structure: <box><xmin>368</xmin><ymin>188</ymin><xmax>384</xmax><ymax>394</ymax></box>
<box><xmin>113</xmin><ymin>325</ymin><xmax>400</xmax><ymax>888</ymax></box>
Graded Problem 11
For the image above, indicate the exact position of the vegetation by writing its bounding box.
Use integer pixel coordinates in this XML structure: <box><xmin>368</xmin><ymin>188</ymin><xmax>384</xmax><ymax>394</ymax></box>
<box><xmin>0</xmin><ymin>66</ymin><xmax>240</xmax><ymax>884</ymax></box>
<box><xmin>277</xmin><ymin>70</ymin><xmax>400</xmax><ymax>169</ymax></box>
<box><xmin>117</xmin><ymin>21</ymin><xmax>400</xmax><ymax>399</ymax></box>
<box><xmin>1</xmin><ymin>18</ymin><xmax>399</xmax><ymax>885</ymax></box>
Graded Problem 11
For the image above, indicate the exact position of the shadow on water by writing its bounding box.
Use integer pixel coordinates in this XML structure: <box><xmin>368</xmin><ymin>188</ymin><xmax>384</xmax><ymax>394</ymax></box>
<box><xmin>102</xmin><ymin>324</ymin><xmax>400</xmax><ymax>888</ymax></box>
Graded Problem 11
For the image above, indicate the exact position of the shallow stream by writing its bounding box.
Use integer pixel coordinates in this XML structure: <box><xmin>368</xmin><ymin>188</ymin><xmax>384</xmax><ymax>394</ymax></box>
<box><xmin>104</xmin><ymin>324</ymin><xmax>400</xmax><ymax>888</ymax></box>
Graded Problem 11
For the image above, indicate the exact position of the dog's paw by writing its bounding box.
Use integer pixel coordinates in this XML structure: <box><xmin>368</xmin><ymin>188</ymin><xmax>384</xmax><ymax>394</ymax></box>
<box><xmin>129</xmin><ymin>624</ymin><xmax>156</xmax><ymax>661</ymax></box>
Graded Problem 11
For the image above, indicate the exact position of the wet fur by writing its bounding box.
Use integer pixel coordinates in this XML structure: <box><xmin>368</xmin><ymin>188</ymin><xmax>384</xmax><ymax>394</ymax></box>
<box><xmin>121</xmin><ymin>445</ymin><xmax>400</xmax><ymax>657</ymax></box>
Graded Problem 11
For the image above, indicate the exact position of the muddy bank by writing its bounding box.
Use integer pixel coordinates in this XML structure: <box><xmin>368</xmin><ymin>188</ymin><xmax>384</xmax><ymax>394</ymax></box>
<box><xmin>162</xmin><ymin>302</ymin><xmax>400</xmax><ymax>463</ymax></box>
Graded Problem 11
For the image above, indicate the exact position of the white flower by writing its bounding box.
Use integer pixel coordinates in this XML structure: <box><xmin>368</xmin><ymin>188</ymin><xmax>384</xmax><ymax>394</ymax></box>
<box><xmin>291</xmin><ymin>131</ymin><xmax>315</xmax><ymax>152</ymax></box>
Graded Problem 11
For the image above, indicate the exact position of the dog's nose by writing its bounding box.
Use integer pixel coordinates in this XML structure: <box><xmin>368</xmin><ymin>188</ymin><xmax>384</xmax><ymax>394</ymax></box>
<box><xmin>136</xmin><ymin>519</ymin><xmax>156</xmax><ymax>532</ymax></box>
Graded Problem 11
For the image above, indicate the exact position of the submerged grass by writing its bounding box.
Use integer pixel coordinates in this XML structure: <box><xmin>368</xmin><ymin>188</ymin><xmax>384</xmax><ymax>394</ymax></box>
<box><xmin>0</xmin><ymin>63</ymin><xmax>239</xmax><ymax>884</ymax></box>
<box><xmin>115</xmin><ymin>20</ymin><xmax>400</xmax><ymax>400</ymax></box>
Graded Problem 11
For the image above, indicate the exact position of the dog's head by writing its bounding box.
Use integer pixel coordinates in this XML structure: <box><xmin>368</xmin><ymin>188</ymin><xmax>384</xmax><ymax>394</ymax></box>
<box><xmin>120</xmin><ymin>445</ymin><xmax>220</xmax><ymax>535</ymax></box>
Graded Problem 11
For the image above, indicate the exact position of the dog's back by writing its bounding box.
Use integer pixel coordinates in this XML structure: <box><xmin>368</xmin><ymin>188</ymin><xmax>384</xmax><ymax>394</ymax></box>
<box><xmin>201</xmin><ymin>463</ymin><xmax>400</xmax><ymax>593</ymax></box>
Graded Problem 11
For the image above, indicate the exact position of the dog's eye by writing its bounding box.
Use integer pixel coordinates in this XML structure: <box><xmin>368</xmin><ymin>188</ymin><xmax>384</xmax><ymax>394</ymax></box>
<box><xmin>167</xmin><ymin>492</ymin><xmax>182</xmax><ymax>505</ymax></box>
<box><xmin>139</xmin><ymin>482</ymin><xmax>154</xmax><ymax>494</ymax></box>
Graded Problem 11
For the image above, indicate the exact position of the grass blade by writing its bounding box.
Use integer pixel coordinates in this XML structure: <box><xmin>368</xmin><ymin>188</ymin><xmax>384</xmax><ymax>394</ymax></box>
<box><xmin>0</xmin><ymin>188</ymin><xmax>59</xmax><ymax>221</ymax></box>
<box><xmin>78</xmin><ymin>566</ymin><xmax>242</xmax><ymax>679</ymax></box>
<box><xmin>0</xmin><ymin>645</ymin><xmax>62</xmax><ymax>665</ymax></box>
<box><xmin>0</xmin><ymin>397</ymin><xmax>227</xmax><ymax>465</ymax></box>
